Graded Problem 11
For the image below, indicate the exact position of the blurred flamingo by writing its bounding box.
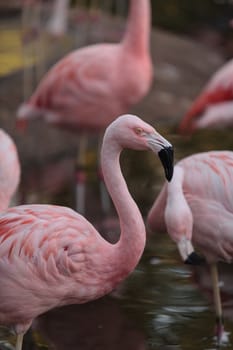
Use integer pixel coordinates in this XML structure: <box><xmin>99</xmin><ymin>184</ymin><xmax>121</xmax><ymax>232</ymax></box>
<box><xmin>178</xmin><ymin>59</ymin><xmax>233</xmax><ymax>133</ymax></box>
<box><xmin>21</xmin><ymin>0</ymin><xmax>70</xmax><ymax>102</ymax></box>
<box><xmin>21</xmin><ymin>0</ymin><xmax>48</xmax><ymax>100</ymax></box>
<box><xmin>17</xmin><ymin>0</ymin><xmax>153</xmax><ymax>214</ymax></box>
<box><xmin>0</xmin><ymin>115</ymin><xmax>173</xmax><ymax>350</ymax></box>
<box><xmin>46</xmin><ymin>0</ymin><xmax>70</xmax><ymax>38</ymax></box>
<box><xmin>147</xmin><ymin>150</ymin><xmax>233</xmax><ymax>343</ymax></box>
<box><xmin>0</xmin><ymin>129</ymin><xmax>20</xmax><ymax>210</ymax></box>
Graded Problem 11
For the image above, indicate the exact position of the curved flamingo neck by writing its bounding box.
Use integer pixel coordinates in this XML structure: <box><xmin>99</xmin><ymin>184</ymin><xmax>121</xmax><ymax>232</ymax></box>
<box><xmin>122</xmin><ymin>0</ymin><xmax>151</xmax><ymax>56</ymax></box>
<box><xmin>101</xmin><ymin>136</ymin><xmax>146</xmax><ymax>272</ymax></box>
<box><xmin>167</xmin><ymin>166</ymin><xmax>184</xmax><ymax>198</ymax></box>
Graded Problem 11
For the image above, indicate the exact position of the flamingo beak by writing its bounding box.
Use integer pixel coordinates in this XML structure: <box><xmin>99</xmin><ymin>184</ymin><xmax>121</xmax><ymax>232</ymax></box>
<box><xmin>158</xmin><ymin>146</ymin><xmax>174</xmax><ymax>182</ymax></box>
<box><xmin>177</xmin><ymin>237</ymin><xmax>205</xmax><ymax>265</ymax></box>
<box><xmin>146</xmin><ymin>133</ymin><xmax>174</xmax><ymax>181</ymax></box>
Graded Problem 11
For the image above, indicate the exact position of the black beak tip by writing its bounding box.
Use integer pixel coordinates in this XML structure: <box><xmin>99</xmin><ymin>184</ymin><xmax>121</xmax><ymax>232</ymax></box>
<box><xmin>166</xmin><ymin>169</ymin><xmax>174</xmax><ymax>182</ymax></box>
<box><xmin>184</xmin><ymin>252</ymin><xmax>206</xmax><ymax>265</ymax></box>
<box><xmin>158</xmin><ymin>146</ymin><xmax>174</xmax><ymax>182</ymax></box>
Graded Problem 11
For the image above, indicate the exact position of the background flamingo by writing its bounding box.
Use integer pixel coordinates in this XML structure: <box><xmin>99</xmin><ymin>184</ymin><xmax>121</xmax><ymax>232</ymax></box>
<box><xmin>21</xmin><ymin>0</ymin><xmax>71</xmax><ymax>101</ymax></box>
<box><xmin>0</xmin><ymin>115</ymin><xmax>173</xmax><ymax>350</ymax></box>
<box><xmin>17</xmin><ymin>0</ymin><xmax>153</xmax><ymax>214</ymax></box>
<box><xmin>178</xmin><ymin>59</ymin><xmax>233</xmax><ymax>133</ymax></box>
<box><xmin>147</xmin><ymin>150</ymin><xmax>233</xmax><ymax>343</ymax></box>
<box><xmin>0</xmin><ymin>129</ymin><xmax>20</xmax><ymax>211</ymax></box>
<box><xmin>46</xmin><ymin>0</ymin><xmax>70</xmax><ymax>38</ymax></box>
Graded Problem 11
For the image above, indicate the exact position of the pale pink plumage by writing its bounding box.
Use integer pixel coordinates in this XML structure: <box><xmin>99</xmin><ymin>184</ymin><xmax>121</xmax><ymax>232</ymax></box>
<box><xmin>0</xmin><ymin>115</ymin><xmax>173</xmax><ymax>349</ymax></box>
<box><xmin>17</xmin><ymin>0</ymin><xmax>153</xmax><ymax>131</ymax></box>
<box><xmin>147</xmin><ymin>150</ymin><xmax>233</xmax><ymax>341</ymax></box>
<box><xmin>0</xmin><ymin>129</ymin><xmax>20</xmax><ymax>211</ymax></box>
<box><xmin>179</xmin><ymin>59</ymin><xmax>233</xmax><ymax>133</ymax></box>
<box><xmin>147</xmin><ymin>150</ymin><xmax>233</xmax><ymax>263</ymax></box>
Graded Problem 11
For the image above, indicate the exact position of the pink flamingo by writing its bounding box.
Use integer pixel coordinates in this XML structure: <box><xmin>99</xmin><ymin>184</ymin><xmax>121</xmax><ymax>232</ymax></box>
<box><xmin>147</xmin><ymin>150</ymin><xmax>233</xmax><ymax>343</ymax></box>
<box><xmin>0</xmin><ymin>129</ymin><xmax>20</xmax><ymax>211</ymax></box>
<box><xmin>17</xmin><ymin>0</ymin><xmax>153</xmax><ymax>214</ymax></box>
<box><xmin>178</xmin><ymin>59</ymin><xmax>233</xmax><ymax>133</ymax></box>
<box><xmin>0</xmin><ymin>115</ymin><xmax>173</xmax><ymax>350</ymax></box>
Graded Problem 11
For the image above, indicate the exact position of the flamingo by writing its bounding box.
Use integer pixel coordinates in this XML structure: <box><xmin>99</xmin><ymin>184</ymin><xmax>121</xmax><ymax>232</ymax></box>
<box><xmin>0</xmin><ymin>115</ymin><xmax>173</xmax><ymax>350</ymax></box>
<box><xmin>147</xmin><ymin>150</ymin><xmax>233</xmax><ymax>343</ymax></box>
<box><xmin>0</xmin><ymin>129</ymin><xmax>20</xmax><ymax>210</ymax></box>
<box><xmin>178</xmin><ymin>59</ymin><xmax>233</xmax><ymax>133</ymax></box>
<box><xmin>46</xmin><ymin>0</ymin><xmax>70</xmax><ymax>38</ymax></box>
<box><xmin>17</xmin><ymin>0</ymin><xmax>153</xmax><ymax>214</ymax></box>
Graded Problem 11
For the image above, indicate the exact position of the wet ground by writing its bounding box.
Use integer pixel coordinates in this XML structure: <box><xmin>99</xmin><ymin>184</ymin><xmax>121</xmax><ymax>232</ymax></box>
<box><xmin>0</xmin><ymin>6</ymin><xmax>233</xmax><ymax>350</ymax></box>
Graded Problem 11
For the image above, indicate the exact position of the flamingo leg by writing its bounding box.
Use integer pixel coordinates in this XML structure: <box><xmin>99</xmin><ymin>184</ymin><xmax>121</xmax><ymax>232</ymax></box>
<box><xmin>21</xmin><ymin>1</ymin><xmax>45</xmax><ymax>100</ymax></box>
<box><xmin>21</xmin><ymin>3</ymin><xmax>33</xmax><ymax>101</ymax></box>
<box><xmin>34</xmin><ymin>3</ymin><xmax>45</xmax><ymax>82</ymax></box>
<box><xmin>210</xmin><ymin>263</ymin><xmax>224</xmax><ymax>344</ymax></box>
<box><xmin>75</xmin><ymin>134</ymin><xmax>88</xmax><ymax>214</ymax></box>
<box><xmin>15</xmin><ymin>333</ymin><xmax>24</xmax><ymax>350</ymax></box>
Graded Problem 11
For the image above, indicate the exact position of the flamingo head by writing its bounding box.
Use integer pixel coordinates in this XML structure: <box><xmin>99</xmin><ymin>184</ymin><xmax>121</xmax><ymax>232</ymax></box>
<box><xmin>105</xmin><ymin>114</ymin><xmax>174</xmax><ymax>181</ymax></box>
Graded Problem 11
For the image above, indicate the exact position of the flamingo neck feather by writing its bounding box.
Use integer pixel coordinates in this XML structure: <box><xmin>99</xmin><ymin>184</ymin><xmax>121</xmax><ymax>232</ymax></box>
<box><xmin>122</xmin><ymin>0</ymin><xmax>151</xmax><ymax>56</ymax></box>
<box><xmin>167</xmin><ymin>166</ymin><xmax>184</xmax><ymax>198</ymax></box>
<box><xmin>101</xmin><ymin>137</ymin><xmax>146</xmax><ymax>271</ymax></box>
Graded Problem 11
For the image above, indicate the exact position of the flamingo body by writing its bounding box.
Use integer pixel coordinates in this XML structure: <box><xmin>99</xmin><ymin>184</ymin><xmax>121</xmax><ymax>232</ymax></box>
<box><xmin>17</xmin><ymin>0</ymin><xmax>153</xmax><ymax>132</ymax></box>
<box><xmin>147</xmin><ymin>150</ymin><xmax>233</xmax><ymax>263</ymax></box>
<box><xmin>0</xmin><ymin>115</ymin><xmax>173</xmax><ymax>347</ymax></box>
<box><xmin>18</xmin><ymin>44</ymin><xmax>151</xmax><ymax>131</ymax></box>
<box><xmin>179</xmin><ymin>59</ymin><xmax>233</xmax><ymax>133</ymax></box>
<box><xmin>0</xmin><ymin>129</ymin><xmax>20</xmax><ymax>211</ymax></box>
<box><xmin>147</xmin><ymin>150</ymin><xmax>233</xmax><ymax>341</ymax></box>
<box><xmin>0</xmin><ymin>204</ymin><xmax>122</xmax><ymax>330</ymax></box>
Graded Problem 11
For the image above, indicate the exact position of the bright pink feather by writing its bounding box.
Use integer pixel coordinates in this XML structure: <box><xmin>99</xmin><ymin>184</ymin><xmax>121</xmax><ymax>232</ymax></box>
<box><xmin>179</xmin><ymin>59</ymin><xmax>233</xmax><ymax>133</ymax></box>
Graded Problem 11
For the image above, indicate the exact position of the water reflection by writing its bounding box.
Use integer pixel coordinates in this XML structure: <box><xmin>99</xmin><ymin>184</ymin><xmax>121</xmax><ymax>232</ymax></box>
<box><xmin>35</xmin><ymin>296</ymin><xmax>146</xmax><ymax>350</ymax></box>
<box><xmin>125</xmin><ymin>234</ymin><xmax>233</xmax><ymax>350</ymax></box>
<box><xmin>19</xmin><ymin>153</ymin><xmax>75</xmax><ymax>205</ymax></box>
<box><xmin>192</xmin><ymin>263</ymin><xmax>233</xmax><ymax>325</ymax></box>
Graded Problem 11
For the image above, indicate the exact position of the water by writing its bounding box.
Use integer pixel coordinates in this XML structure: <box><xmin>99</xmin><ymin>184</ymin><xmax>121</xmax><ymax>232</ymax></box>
<box><xmin>1</xmin><ymin>7</ymin><xmax>233</xmax><ymax>350</ymax></box>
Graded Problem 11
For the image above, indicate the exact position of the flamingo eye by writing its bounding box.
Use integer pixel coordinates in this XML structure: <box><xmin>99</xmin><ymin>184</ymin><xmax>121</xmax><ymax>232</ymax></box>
<box><xmin>135</xmin><ymin>127</ymin><xmax>143</xmax><ymax>135</ymax></box>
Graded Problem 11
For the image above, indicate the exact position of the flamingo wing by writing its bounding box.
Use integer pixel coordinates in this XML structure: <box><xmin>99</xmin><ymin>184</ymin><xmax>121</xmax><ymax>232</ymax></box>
<box><xmin>179</xmin><ymin>59</ymin><xmax>233</xmax><ymax>133</ymax></box>
<box><xmin>186</xmin><ymin>195</ymin><xmax>233</xmax><ymax>263</ymax></box>
<box><xmin>0</xmin><ymin>204</ymin><xmax>104</xmax><ymax>322</ymax></box>
<box><xmin>0</xmin><ymin>204</ymin><xmax>98</xmax><ymax>272</ymax></box>
<box><xmin>29</xmin><ymin>45</ymin><xmax>122</xmax><ymax>122</ymax></box>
